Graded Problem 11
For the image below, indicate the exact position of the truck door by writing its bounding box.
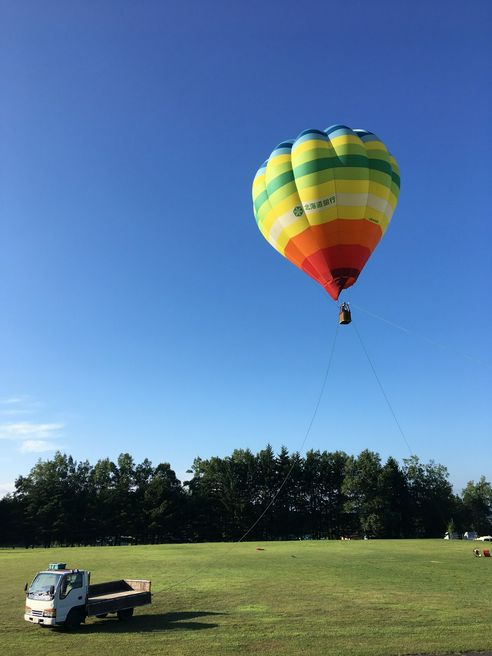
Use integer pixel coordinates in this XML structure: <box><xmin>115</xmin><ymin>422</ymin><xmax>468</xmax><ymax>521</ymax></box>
<box><xmin>56</xmin><ymin>572</ymin><xmax>85</xmax><ymax>623</ymax></box>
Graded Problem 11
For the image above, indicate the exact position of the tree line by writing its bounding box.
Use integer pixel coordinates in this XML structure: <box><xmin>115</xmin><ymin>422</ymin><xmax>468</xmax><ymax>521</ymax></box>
<box><xmin>0</xmin><ymin>447</ymin><xmax>491</xmax><ymax>547</ymax></box>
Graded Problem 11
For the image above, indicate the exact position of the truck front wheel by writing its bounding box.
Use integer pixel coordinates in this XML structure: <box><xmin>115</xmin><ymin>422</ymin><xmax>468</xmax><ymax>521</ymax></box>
<box><xmin>64</xmin><ymin>608</ymin><xmax>84</xmax><ymax>630</ymax></box>
<box><xmin>117</xmin><ymin>608</ymin><xmax>134</xmax><ymax>622</ymax></box>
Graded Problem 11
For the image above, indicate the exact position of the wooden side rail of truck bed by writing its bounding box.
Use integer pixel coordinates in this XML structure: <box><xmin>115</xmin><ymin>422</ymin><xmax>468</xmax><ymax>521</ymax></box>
<box><xmin>87</xmin><ymin>579</ymin><xmax>151</xmax><ymax>616</ymax></box>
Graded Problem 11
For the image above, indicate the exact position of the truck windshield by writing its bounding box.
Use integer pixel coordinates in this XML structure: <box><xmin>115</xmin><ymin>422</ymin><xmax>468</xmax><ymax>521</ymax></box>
<box><xmin>28</xmin><ymin>572</ymin><xmax>60</xmax><ymax>600</ymax></box>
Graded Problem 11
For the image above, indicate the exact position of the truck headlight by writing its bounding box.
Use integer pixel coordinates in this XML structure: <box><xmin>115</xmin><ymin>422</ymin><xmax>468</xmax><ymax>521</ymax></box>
<box><xmin>43</xmin><ymin>608</ymin><xmax>56</xmax><ymax>617</ymax></box>
<box><xmin>25</xmin><ymin>606</ymin><xmax>31</xmax><ymax>614</ymax></box>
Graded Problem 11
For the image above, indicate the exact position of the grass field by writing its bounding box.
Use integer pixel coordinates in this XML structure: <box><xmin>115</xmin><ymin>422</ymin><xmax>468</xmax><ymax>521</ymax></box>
<box><xmin>1</xmin><ymin>540</ymin><xmax>491</xmax><ymax>656</ymax></box>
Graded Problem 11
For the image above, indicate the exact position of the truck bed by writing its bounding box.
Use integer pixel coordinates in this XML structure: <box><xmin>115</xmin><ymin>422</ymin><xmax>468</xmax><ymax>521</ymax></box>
<box><xmin>87</xmin><ymin>579</ymin><xmax>151</xmax><ymax>616</ymax></box>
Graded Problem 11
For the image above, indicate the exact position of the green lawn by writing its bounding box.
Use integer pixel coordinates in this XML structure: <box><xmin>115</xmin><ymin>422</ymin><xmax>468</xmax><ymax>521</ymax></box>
<box><xmin>1</xmin><ymin>540</ymin><xmax>491</xmax><ymax>656</ymax></box>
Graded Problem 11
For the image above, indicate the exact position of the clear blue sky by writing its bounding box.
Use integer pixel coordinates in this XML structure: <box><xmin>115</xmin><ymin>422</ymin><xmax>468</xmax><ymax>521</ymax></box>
<box><xmin>1</xmin><ymin>0</ymin><xmax>491</xmax><ymax>496</ymax></box>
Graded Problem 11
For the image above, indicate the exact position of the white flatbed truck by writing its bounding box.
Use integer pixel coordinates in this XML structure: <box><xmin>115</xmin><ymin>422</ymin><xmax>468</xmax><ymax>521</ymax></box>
<box><xmin>24</xmin><ymin>563</ymin><xmax>151</xmax><ymax>629</ymax></box>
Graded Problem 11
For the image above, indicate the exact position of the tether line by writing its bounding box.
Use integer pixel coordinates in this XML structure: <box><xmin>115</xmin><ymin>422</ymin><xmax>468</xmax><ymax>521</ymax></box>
<box><xmin>351</xmin><ymin>302</ymin><xmax>490</xmax><ymax>368</ymax></box>
<box><xmin>352</xmin><ymin>318</ymin><xmax>414</xmax><ymax>455</ymax></box>
<box><xmin>154</xmin><ymin>321</ymin><xmax>340</xmax><ymax>594</ymax></box>
<box><xmin>235</xmin><ymin>321</ymin><xmax>340</xmax><ymax>543</ymax></box>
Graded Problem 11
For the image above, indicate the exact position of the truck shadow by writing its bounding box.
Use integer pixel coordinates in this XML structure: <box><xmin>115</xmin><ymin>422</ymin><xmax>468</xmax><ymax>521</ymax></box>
<box><xmin>79</xmin><ymin>610</ymin><xmax>225</xmax><ymax>633</ymax></box>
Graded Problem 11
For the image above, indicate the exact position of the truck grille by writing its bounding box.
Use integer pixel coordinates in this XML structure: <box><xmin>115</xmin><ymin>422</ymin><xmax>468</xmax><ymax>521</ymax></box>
<box><xmin>31</xmin><ymin>610</ymin><xmax>43</xmax><ymax>617</ymax></box>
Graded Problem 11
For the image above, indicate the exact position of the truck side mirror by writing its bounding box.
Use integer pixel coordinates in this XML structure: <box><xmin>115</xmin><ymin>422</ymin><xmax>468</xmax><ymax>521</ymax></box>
<box><xmin>24</xmin><ymin>583</ymin><xmax>28</xmax><ymax>592</ymax></box>
<box><xmin>49</xmin><ymin>585</ymin><xmax>55</xmax><ymax>596</ymax></box>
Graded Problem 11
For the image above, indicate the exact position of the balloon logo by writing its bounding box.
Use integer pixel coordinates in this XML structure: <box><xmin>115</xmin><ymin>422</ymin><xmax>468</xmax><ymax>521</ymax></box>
<box><xmin>252</xmin><ymin>124</ymin><xmax>400</xmax><ymax>301</ymax></box>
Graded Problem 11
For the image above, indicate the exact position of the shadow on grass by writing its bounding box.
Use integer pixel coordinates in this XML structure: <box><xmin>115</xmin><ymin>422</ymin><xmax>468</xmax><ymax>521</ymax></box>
<box><xmin>76</xmin><ymin>611</ymin><xmax>225</xmax><ymax>633</ymax></box>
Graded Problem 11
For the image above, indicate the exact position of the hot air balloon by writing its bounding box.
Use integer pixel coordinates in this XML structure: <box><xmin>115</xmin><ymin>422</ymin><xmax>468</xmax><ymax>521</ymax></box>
<box><xmin>252</xmin><ymin>125</ymin><xmax>400</xmax><ymax>323</ymax></box>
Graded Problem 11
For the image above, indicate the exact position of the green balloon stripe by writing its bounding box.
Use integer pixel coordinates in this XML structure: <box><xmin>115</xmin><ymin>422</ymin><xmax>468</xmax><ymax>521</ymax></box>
<box><xmin>293</xmin><ymin>155</ymin><xmax>393</xmax><ymax>179</ymax></box>
<box><xmin>265</xmin><ymin>169</ymin><xmax>294</xmax><ymax>196</ymax></box>
<box><xmin>253</xmin><ymin>189</ymin><xmax>269</xmax><ymax>215</ymax></box>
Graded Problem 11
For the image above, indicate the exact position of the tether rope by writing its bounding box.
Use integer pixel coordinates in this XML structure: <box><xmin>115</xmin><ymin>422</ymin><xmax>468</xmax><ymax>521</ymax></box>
<box><xmin>153</xmin><ymin>321</ymin><xmax>340</xmax><ymax>594</ymax></box>
<box><xmin>235</xmin><ymin>321</ymin><xmax>340</xmax><ymax>543</ymax></box>
<box><xmin>352</xmin><ymin>316</ymin><xmax>454</xmax><ymax>533</ymax></box>
<box><xmin>352</xmin><ymin>318</ymin><xmax>413</xmax><ymax>455</ymax></box>
<box><xmin>351</xmin><ymin>302</ymin><xmax>491</xmax><ymax>368</ymax></box>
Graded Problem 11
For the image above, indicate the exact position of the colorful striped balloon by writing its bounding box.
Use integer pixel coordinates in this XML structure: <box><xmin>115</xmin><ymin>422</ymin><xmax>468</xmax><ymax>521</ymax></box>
<box><xmin>252</xmin><ymin>124</ymin><xmax>400</xmax><ymax>301</ymax></box>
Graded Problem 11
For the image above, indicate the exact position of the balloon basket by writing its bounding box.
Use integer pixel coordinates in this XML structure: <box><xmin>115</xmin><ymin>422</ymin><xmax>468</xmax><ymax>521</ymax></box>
<box><xmin>338</xmin><ymin>303</ymin><xmax>352</xmax><ymax>325</ymax></box>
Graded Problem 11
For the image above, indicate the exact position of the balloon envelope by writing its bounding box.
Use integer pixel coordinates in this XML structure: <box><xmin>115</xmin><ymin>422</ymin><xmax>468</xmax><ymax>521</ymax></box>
<box><xmin>252</xmin><ymin>125</ymin><xmax>400</xmax><ymax>300</ymax></box>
